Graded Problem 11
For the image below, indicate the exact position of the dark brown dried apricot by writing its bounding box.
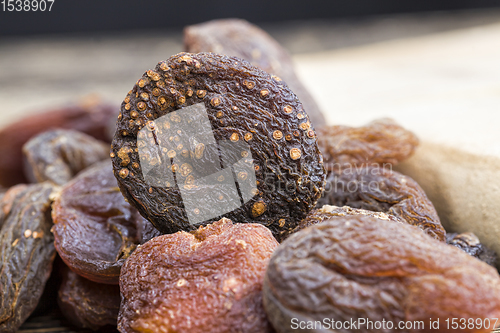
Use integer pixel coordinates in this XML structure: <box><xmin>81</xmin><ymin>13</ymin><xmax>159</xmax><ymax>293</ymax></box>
<box><xmin>317</xmin><ymin>166</ymin><xmax>445</xmax><ymax>241</ymax></box>
<box><xmin>264</xmin><ymin>215</ymin><xmax>500</xmax><ymax>333</ymax></box>
<box><xmin>58</xmin><ymin>265</ymin><xmax>121</xmax><ymax>330</ymax></box>
<box><xmin>111</xmin><ymin>52</ymin><xmax>325</xmax><ymax>240</ymax></box>
<box><xmin>317</xmin><ymin>118</ymin><xmax>419</xmax><ymax>170</ymax></box>
<box><xmin>447</xmin><ymin>232</ymin><xmax>497</xmax><ymax>267</ymax></box>
<box><xmin>135</xmin><ymin>216</ymin><xmax>162</xmax><ymax>244</ymax></box>
<box><xmin>52</xmin><ymin>160</ymin><xmax>141</xmax><ymax>284</ymax></box>
<box><xmin>0</xmin><ymin>183</ymin><xmax>57</xmax><ymax>333</ymax></box>
<box><xmin>282</xmin><ymin>204</ymin><xmax>406</xmax><ymax>239</ymax></box>
<box><xmin>0</xmin><ymin>96</ymin><xmax>117</xmax><ymax>187</ymax></box>
<box><xmin>23</xmin><ymin>129</ymin><xmax>109</xmax><ymax>185</ymax></box>
<box><xmin>118</xmin><ymin>218</ymin><xmax>278</xmax><ymax>333</ymax></box>
<box><xmin>184</xmin><ymin>18</ymin><xmax>326</xmax><ymax>128</ymax></box>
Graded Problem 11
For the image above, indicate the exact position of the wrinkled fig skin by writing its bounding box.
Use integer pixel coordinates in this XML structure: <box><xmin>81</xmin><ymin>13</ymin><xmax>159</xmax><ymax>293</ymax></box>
<box><xmin>0</xmin><ymin>98</ymin><xmax>117</xmax><ymax>187</ymax></box>
<box><xmin>317</xmin><ymin>118</ymin><xmax>419</xmax><ymax>170</ymax></box>
<box><xmin>23</xmin><ymin>129</ymin><xmax>110</xmax><ymax>185</ymax></box>
<box><xmin>58</xmin><ymin>266</ymin><xmax>121</xmax><ymax>331</ymax></box>
<box><xmin>0</xmin><ymin>183</ymin><xmax>57</xmax><ymax>333</ymax></box>
<box><xmin>111</xmin><ymin>52</ymin><xmax>325</xmax><ymax>240</ymax></box>
<box><xmin>317</xmin><ymin>166</ymin><xmax>445</xmax><ymax>241</ymax></box>
<box><xmin>263</xmin><ymin>216</ymin><xmax>500</xmax><ymax>333</ymax></box>
<box><xmin>446</xmin><ymin>232</ymin><xmax>497</xmax><ymax>267</ymax></box>
<box><xmin>52</xmin><ymin>160</ymin><xmax>141</xmax><ymax>284</ymax></box>
<box><xmin>184</xmin><ymin>19</ymin><xmax>326</xmax><ymax>128</ymax></box>
<box><xmin>282</xmin><ymin>204</ymin><xmax>406</xmax><ymax>239</ymax></box>
<box><xmin>119</xmin><ymin>218</ymin><xmax>278</xmax><ymax>333</ymax></box>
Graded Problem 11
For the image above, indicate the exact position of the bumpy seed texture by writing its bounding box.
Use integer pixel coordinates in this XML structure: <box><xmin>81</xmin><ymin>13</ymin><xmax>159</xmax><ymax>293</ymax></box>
<box><xmin>58</xmin><ymin>266</ymin><xmax>121</xmax><ymax>330</ymax></box>
<box><xmin>447</xmin><ymin>232</ymin><xmax>497</xmax><ymax>267</ymax></box>
<box><xmin>317</xmin><ymin>118</ymin><xmax>419</xmax><ymax>170</ymax></box>
<box><xmin>184</xmin><ymin>19</ymin><xmax>326</xmax><ymax>128</ymax></box>
<box><xmin>282</xmin><ymin>204</ymin><xmax>406</xmax><ymax>239</ymax></box>
<box><xmin>0</xmin><ymin>96</ymin><xmax>116</xmax><ymax>187</ymax></box>
<box><xmin>52</xmin><ymin>160</ymin><xmax>141</xmax><ymax>284</ymax></box>
<box><xmin>118</xmin><ymin>218</ymin><xmax>278</xmax><ymax>333</ymax></box>
<box><xmin>264</xmin><ymin>216</ymin><xmax>500</xmax><ymax>333</ymax></box>
<box><xmin>317</xmin><ymin>166</ymin><xmax>445</xmax><ymax>241</ymax></box>
<box><xmin>0</xmin><ymin>183</ymin><xmax>57</xmax><ymax>333</ymax></box>
<box><xmin>111</xmin><ymin>52</ymin><xmax>325</xmax><ymax>240</ymax></box>
<box><xmin>23</xmin><ymin>129</ymin><xmax>110</xmax><ymax>185</ymax></box>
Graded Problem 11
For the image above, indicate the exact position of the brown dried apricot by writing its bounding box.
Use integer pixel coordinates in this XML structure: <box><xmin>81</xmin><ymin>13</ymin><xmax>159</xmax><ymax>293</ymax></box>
<box><xmin>317</xmin><ymin>166</ymin><xmax>445</xmax><ymax>241</ymax></box>
<box><xmin>0</xmin><ymin>96</ymin><xmax>116</xmax><ymax>187</ymax></box>
<box><xmin>282</xmin><ymin>204</ymin><xmax>406</xmax><ymax>239</ymax></box>
<box><xmin>447</xmin><ymin>232</ymin><xmax>497</xmax><ymax>267</ymax></box>
<box><xmin>264</xmin><ymin>215</ymin><xmax>500</xmax><ymax>333</ymax></box>
<box><xmin>118</xmin><ymin>218</ymin><xmax>278</xmax><ymax>333</ymax></box>
<box><xmin>184</xmin><ymin>18</ymin><xmax>326</xmax><ymax>128</ymax></box>
<box><xmin>58</xmin><ymin>265</ymin><xmax>121</xmax><ymax>330</ymax></box>
<box><xmin>111</xmin><ymin>52</ymin><xmax>325</xmax><ymax>240</ymax></box>
<box><xmin>0</xmin><ymin>183</ymin><xmax>57</xmax><ymax>333</ymax></box>
<box><xmin>317</xmin><ymin>118</ymin><xmax>419</xmax><ymax>170</ymax></box>
<box><xmin>52</xmin><ymin>160</ymin><xmax>141</xmax><ymax>284</ymax></box>
<box><xmin>23</xmin><ymin>129</ymin><xmax>109</xmax><ymax>185</ymax></box>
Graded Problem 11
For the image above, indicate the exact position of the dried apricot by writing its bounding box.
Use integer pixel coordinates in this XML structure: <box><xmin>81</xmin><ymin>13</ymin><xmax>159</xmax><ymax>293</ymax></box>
<box><xmin>264</xmin><ymin>215</ymin><xmax>500</xmax><ymax>333</ymax></box>
<box><xmin>317</xmin><ymin>166</ymin><xmax>445</xmax><ymax>241</ymax></box>
<box><xmin>317</xmin><ymin>118</ymin><xmax>419</xmax><ymax>170</ymax></box>
<box><xmin>0</xmin><ymin>183</ymin><xmax>57</xmax><ymax>333</ymax></box>
<box><xmin>58</xmin><ymin>265</ymin><xmax>121</xmax><ymax>330</ymax></box>
<box><xmin>23</xmin><ymin>129</ymin><xmax>109</xmax><ymax>185</ymax></box>
<box><xmin>447</xmin><ymin>232</ymin><xmax>497</xmax><ymax>267</ymax></box>
<box><xmin>282</xmin><ymin>204</ymin><xmax>405</xmax><ymax>239</ymax></box>
<box><xmin>52</xmin><ymin>160</ymin><xmax>141</xmax><ymax>284</ymax></box>
<box><xmin>118</xmin><ymin>218</ymin><xmax>277</xmax><ymax>333</ymax></box>
<box><xmin>0</xmin><ymin>97</ymin><xmax>116</xmax><ymax>187</ymax></box>
<box><xmin>111</xmin><ymin>52</ymin><xmax>325</xmax><ymax>240</ymax></box>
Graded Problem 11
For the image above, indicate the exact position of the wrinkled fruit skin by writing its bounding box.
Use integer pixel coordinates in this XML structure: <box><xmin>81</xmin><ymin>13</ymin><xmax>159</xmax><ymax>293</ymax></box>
<box><xmin>135</xmin><ymin>216</ymin><xmax>162</xmax><ymax>244</ymax></box>
<box><xmin>0</xmin><ymin>97</ymin><xmax>117</xmax><ymax>187</ymax></box>
<box><xmin>317</xmin><ymin>118</ymin><xmax>419</xmax><ymax>170</ymax></box>
<box><xmin>111</xmin><ymin>52</ymin><xmax>325</xmax><ymax>241</ymax></box>
<box><xmin>58</xmin><ymin>266</ymin><xmax>121</xmax><ymax>330</ymax></box>
<box><xmin>317</xmin><ymin>166</ymin><xmax>445</xmax><ymax>241</ymax></box>
<box><xmin>282</xmin><ymin>204</ymin><xmax>406</xmax><ymax>239</ymax></box>
<box><xmin>0</xmin><ymin>183</ymin><xmax>57</xmax><ymax>333</ymax></box>
<box><xmin>118</xmin><ymin>218</ymin><xmax>278</xmax><ymax>333</ymax></box>
<box><xmin>184</xmin><ymin>18</ymin><xmax>326</xmax><ymax>128</ymax></box>
<box><xmin>446</xmin><ymin>232</ymin><xmax>497</xmax><ymax>267</ymax></box>
<box><xmin>23</xmin><ymin>129</ymin><xmax>110</xmax><ymax>185</ymax></box>
<box><xmin>264</xmin><ymin>216</ymin><xmax>500</xmax><ymax>333</ymax></box>
<box><xmin>52</xmin><ymin>160</ymin><xmax>142</xmax><ymax>284</ymax></box>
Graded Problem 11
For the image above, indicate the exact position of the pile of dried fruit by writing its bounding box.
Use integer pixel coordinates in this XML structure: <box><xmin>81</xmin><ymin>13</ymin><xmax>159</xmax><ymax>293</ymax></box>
<box><xmin>0</xmin><ymin>18</ymin><xmax>499</xmax><ymax>333</ymax></box>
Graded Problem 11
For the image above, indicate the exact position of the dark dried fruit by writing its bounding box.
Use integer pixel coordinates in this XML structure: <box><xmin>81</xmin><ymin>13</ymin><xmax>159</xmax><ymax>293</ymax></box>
<box><xmin>111</xmin><ymin>52</ymin><xmax>325</xmax><ymax>240</ymax></box>
<box><xmin>119</xmin><ymin>218</ymin><xmax>278</xmax><ymax>333</ymax></box>
<box><xmin>0</xmin><ymin>183</ymin><xmax>57</xmax><ymax>333</ymax></box>
<box><xmin>23</xmin><ymin>129</ymin><xmax>110</xmax><ymax>185</ymax></box>
<box><xmin>52</xmin><ymin>160</ymin><xmax>141</xmax><ymax>284</ymax></box>
<box><xmin>317</xmin><ymin>118</ymin><xmax>419</xmax><ymax>170</ymax></box>
<box><xmin>184</xmin><ymin>18</ymin><xmax>326</xmax><ymax>128</ymax></box>
<box><xmin>0</xmin><ymin>96</ymin><xmax>117</xmax><ymax>187</ymax></box>
<box><xmin>58</xmin><ymin>265</ymin><xmax>121</xmax><ymax>330</ymax></box>
<box><xmin>264</xmin><ymin>215</ymin><xmax>500</xmax><ymax>333</ymax></box>
<box><xmin>282</xmin><ymin>204</ymin><xmax>406</xmax><ymax>239</ymax></box>
<box><xmin>135</xmin><ymin>216</ymin><xmax>162</xmax><ymax>244</ymax></box>
<box><xmin>317</xmin><ymin>166</ymin><xmax>445</xmax><ymax>241</ymax></box>
<box><xmin>447</xmin><ymin>232</ymin><xmax>497</xmax><ymax>267</ymax></box>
